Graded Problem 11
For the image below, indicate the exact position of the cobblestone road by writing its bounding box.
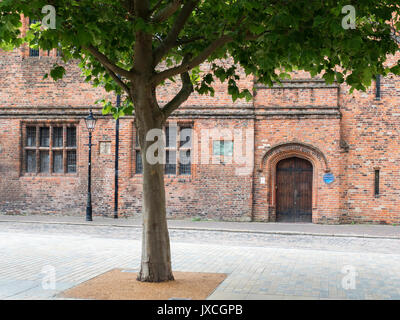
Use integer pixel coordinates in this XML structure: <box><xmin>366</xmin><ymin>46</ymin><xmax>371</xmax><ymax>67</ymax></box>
<box><xmin>0</xmin><ymin>222</ymin><xmax>399</xmax><ymax>300</ymax></box>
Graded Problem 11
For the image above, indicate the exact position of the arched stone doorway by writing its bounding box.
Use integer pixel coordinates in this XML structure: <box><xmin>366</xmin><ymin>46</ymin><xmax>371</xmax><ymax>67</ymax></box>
<box><xmin>276</xmin><ymin>157</ymin><xmax>313</xmax><ymax>222</ymax></box>
<box><xmin>258</xmin><ymin>141</ymin><xmax>331</xmax><ymax>223</ymax></box>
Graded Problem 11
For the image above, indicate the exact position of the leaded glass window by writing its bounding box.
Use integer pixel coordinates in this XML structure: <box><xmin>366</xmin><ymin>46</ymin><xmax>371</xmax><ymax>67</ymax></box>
<box><xmin>134</xmin><ymin>123</ymin><xmax>193</xmax><ymax>176</ymax></box>
<box><xmin>23</xmin><ymin>124</ymin><xmax>78</xmax><ymax>174</ymax></box>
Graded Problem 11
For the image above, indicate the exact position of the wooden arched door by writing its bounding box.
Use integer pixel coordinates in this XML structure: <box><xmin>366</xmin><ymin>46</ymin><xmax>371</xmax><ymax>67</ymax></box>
<box><xmin>276</xmin><ymin>157</ymin><xmax>313</xmax><ymax>222</ymax></box>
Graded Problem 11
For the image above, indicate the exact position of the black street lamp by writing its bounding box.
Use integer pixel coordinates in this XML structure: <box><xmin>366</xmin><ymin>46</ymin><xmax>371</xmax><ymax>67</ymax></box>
<box><xmin>114</xmin><ymin>93</ymin><xmax>120</xmax><ymax>219</ymax></box>
<box><xmin>85</xmin><ymin>109</ymin><xmax>96</xmax><ymax>221</ymax></box>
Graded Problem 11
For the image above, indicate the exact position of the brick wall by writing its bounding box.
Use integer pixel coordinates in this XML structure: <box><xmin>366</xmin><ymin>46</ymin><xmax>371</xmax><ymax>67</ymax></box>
<box><xmin>339</xmin><ymin>53</ymin><xmax>400</xmax><ymax>224</ymax></box>
<box><xmin>1</xmin><ymin>39</ymin><xmax>400</xmax><ymax>224</ymax></box>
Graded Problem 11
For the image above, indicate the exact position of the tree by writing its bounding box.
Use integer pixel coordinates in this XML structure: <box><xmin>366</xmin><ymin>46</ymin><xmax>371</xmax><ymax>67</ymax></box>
<box><xmin>1</xmin><ymin>0</ymin><xmax>399</xmax><ymax>282</ymax></box>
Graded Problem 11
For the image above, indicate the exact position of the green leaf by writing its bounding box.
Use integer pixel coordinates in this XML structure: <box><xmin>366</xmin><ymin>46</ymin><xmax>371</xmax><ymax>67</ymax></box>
<box><xmin>49</xmin><ymin>66</ymin><xmax>66</xmax><ymax>81</ymax></box>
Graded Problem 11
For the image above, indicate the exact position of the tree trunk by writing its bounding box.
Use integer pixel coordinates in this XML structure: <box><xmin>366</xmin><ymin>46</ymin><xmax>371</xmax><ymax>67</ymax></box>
<box><xmin>134</xmin><ymin>86</ymin><xmax>174</xmax><ymax>282</ymax></box>
<box><xmin>137</xmin><ymin>148</ymin><xmax>174</xmax><ymax>282</ymax></box>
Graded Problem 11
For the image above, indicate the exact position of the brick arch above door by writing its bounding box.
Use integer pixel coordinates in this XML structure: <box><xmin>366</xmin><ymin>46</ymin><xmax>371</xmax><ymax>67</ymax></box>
<box><xmin>260</xmin><ymin>141</ymin><xmax>330</xmax><ymax>173</ymax></box>
<box><xmin>259</xmin><ymin>142</ymin><xmax>330</xmax><ymax>214</ymax></box>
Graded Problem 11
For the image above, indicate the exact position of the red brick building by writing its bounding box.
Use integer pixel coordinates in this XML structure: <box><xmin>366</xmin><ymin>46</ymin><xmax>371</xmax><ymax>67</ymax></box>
<box><xmin>1</xmin><ymin>27</ymin><xmax>399</xmax><ymax>224</ymax></box>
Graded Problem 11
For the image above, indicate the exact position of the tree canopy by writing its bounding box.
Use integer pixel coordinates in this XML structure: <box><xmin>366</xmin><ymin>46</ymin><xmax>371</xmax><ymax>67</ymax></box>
<box><xmin>1</xmin><ymin>0</ymin><xmax>399</xmax><ymax>118</ymax></box>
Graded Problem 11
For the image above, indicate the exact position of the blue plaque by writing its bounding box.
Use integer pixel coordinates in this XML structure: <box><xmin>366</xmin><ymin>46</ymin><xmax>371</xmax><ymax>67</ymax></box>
<box><xmin>323</xmin><ymin>173</ymin><xmax>335</xmax><ymax>184</ymax></box>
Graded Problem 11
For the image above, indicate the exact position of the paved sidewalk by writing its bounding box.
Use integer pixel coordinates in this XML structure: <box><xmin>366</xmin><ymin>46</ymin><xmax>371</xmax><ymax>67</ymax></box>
<box><xmin>0</xmin><ymin>226</ymin><xmax>400</xmax><ymax>300</ymax></box>
<box><xmin>0</xmin><ymin>214</ymin><xmax>399</xmax><ymax>239</ymax></box>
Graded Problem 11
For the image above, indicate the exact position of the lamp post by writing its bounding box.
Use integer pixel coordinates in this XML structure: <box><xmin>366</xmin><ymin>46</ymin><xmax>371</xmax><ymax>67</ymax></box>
<box><xmin>85</xmin><ymin>109</ymin><xmax>96</xmax><ymax>221</ymax></box>
<box><xmin>114</xmin><ymin>93</ymin><xmax>120</xmax><ymax>219</ymax></box>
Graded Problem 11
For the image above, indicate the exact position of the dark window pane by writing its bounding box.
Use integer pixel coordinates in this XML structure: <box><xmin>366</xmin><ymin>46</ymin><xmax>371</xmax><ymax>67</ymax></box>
<box><xmin>27</xmin><ymin>127</ymin><xmax>36</xmax><ymax>147</ymax></box>
<box><xmin>53</xmin><ymin>127</ymin><xmax>63</xmax><ymax>147</ymax></box>
<box><xmin>28</xmin><ymin>19</ymin><xmax>40</xmax><ymax>57</ymax></box>
<box><xmin>26</xmin><ymin>150</ymin><xmax>36</xmax><ymax>173</ymax></box>
<box><xmin>165</xmin><ymin>150</ymin><xmax>176</xmax><ymax>175</ymax></box>
<box><xmin>135</xmin><ymin>132</ymin><xmax>140</xmax><ymax>147</ymax></box>
<box><xmin>179</xmin><ymin>150</ymin><xmax>191</xmax><ymax>175</ymax></box>
<box><xmin>40</xmin><ymin>151</ymin><xmax>49</xmax><ymax>173</ymax></box>
<box><xmin>165</xmin><ymin>126</ymin><xmax>176</xmax><ymax>148</ymax></box>
<box><xmin>165</xmin><ymin>127</ymin><xmax>169</xmax><ymax>147</ymax></box>
<box><xmin>67</xmin><ymin>127</ymin><xmax>76</xmax><ymax>147</ymax></box>
<box><xmin>53</xmin><ymin>151</ymin><xmax>63</xmax><ymax>173</ymax></box>
<box><xmin>375</xmin><ymin>75</ymin><xmax>381</xmax><ymax>100</ymax></box>
<box><xmin>375</xmin><ymin>170</ymin><xmax>380</xmax><ymax>196</ymax></box>
<box><xmin>40</xmin><ymin>127</ymin><xmax>49</xmax><ymax>147</ymax></box>
<box><xmin>29</xmin><ymin>18</ymin><xmax>40</xmax><ymax>25</ymax></box>
<box><xmin>67</xmin><ymin>151</ymin><xmax>76</xmax><ymax>173</ymax></box>
<box><xmin>180</xmin><ymin>127</ymin><xmax>192</xmax><ymax>147</ymax></box>
<box><xmin>29</xmin><ymin>48</ymin><xmax>39</xmax><ymax>57</ymax></box>
<box><xmin>135</xmin><ymin>150</ymin><xmax>143</xmax><ymax>174</ymax></box>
